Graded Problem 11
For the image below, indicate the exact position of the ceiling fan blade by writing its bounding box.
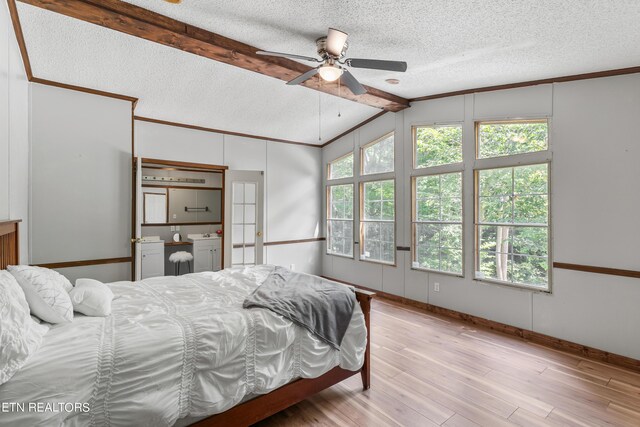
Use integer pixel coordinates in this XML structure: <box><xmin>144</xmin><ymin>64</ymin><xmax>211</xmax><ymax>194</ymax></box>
<box><xmin>326</xmin><ymin>28</ymin><xmax>348</xmax><ymax>57</ymax></box>
<box><xmin>287</xmin><ymin>68</ymin><xmax>319</xmax><ymax>85</ymax></box>
<box><xmin>257</xmin><ymin>50</ymin><xmax>320</xmax><ymax>63</ymax></box>
<box><xmin>340</xmin><ymin>70</ymin><xmax>367</xmax><ymax>95</ymax></box>
<box><xmin>345</xmin><ymin>58</ymin><xmax>407</xmax><ymax>72</ymax></box>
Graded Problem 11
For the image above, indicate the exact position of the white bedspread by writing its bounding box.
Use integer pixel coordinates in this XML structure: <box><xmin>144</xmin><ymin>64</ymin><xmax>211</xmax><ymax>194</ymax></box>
<box><xmin>0</xmin><ymin>265</ymin><xmax>366</xmax><ymax>426</ymax></box>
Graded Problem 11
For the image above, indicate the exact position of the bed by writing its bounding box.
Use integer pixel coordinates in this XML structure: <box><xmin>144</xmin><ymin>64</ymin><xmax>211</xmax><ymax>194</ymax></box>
<box><xmin>0</xmin><ymin>220</ymin><xmax>373</xmax><ymax>426</ymax></box>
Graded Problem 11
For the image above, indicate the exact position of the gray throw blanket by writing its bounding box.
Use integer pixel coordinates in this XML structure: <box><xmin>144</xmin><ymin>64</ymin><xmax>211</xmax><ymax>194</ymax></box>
<box><xmin>243</xmin><ymin>267</ymin><xmax>356</xmax><ymax>349</ymax></box>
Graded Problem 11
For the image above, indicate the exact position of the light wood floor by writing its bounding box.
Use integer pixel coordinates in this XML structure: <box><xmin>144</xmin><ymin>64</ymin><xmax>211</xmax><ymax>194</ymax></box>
<box><xmin>256</xmin><ymin>298</ymin><xmax>640</xmax><ymax>427</ymax></box>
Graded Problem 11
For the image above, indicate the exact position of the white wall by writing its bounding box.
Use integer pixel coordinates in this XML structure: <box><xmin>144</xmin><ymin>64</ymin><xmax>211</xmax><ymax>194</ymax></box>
<box><xmin>29</xmin><ymin>84</ymin><xmax>132</xmax><ymax>281</ymax></box>
<box><xmin>0</xmin><ymin>2</ymin><xmax>30</xmax><ymax>262</ymax></box>
<box><xmin>135</xmin><ymin>121</ymin><xmax>323</xmax><ymax>275</ymax></box>
<box><xmin>322</xmin><ymin>74</ymin><xmax>640</xmax><ymax>360</ymax></box>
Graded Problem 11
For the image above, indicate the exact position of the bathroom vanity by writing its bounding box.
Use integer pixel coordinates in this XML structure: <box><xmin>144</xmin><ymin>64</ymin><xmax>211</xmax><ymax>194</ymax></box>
<box><xmin>189</xmin><ymin>234</ymin><xmax>222</xmax><ymax>272</ymax></box>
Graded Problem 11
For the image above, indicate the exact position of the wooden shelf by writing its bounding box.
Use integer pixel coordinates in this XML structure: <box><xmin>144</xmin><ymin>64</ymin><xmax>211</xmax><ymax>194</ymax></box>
<box><xmin>165</xmin><ymin>242</ymin><xmax>193</xmax><ymax>247</ymax></box>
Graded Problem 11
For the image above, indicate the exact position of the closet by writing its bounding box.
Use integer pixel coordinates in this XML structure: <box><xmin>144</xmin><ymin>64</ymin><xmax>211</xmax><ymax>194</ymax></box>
<box><xmin>135</xmin><ymin>158</ymin><xmax>227</xmax><ymax>280</ymax></box>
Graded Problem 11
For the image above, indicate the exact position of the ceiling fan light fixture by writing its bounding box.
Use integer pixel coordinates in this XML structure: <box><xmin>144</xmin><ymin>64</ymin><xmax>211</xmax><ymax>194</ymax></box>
<box><xmin>318</xmin><ymin>64</ymin><xmax>343</xmax><ymax>82</ymax></box>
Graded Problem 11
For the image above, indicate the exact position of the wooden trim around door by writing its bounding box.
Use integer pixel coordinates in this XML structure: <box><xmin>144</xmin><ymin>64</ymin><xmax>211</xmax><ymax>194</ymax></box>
<box><xmin>141</xmin><ymin>222</ymin><xmax>222</xmax><ymax>227</ymax></box>
<box><xmin>141</xmin><ymin>158</ymin><xmax>228</xmax><ymax>171</ymax></box>
<box><xmin>33</xmin><ymin>257</ymin><xmax>132</xmax><ymax>269</ymax></box>
<box><xmin>553</xmin><ymin>262</ymin><xmax>640</xmax><ymax>279</ymax></box>
<box><xmin>323</xmin><ymin>275</ymin><xmax>640</xmax><ymax>374</ymax></box>
<box><xmin>142</xmin><ymin>185</ymin><xmax>223</xmax><ymax>191</ymax></box>
<box><xmin>142</xmin><ymin>165</ymin><xmax>224</xmax><ymax>174</ymax></box>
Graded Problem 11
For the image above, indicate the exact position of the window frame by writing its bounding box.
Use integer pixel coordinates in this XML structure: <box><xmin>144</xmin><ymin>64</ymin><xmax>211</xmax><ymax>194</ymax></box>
<box><xmin>411</xmin><ymin>170</ymin><xmax>465</xmax><ymax>277</ymax></box>
<box><xmin>473</xmin><ymin>118</ymin><xmax>552</xmax><ymax>292</ymax></box>
<box><xmin>327</xmin><ymin>151</ymin><xmax>354</xmax><ymax>180</ymax></box>
<box><xmin>475</xmin><ymin>118</ymin><xmax>549</xmax><ymax>160</ymax></box>
<box><xmin>412</xmin><ymin>123</ymin><xmax>464</xmax><ymax>170</ymax></box>
<box><xmin>359</xmin><ymin>178</ymin><xmax>397</xmax><ymax>266</ymax></box>
<box><xmin>409</xmin><ymin>122</ymin><xmax>466</xmax><ymax>277</ymax></box>
<box><xmin>325</xmin><ymin>183</ymin><xmax>355</xmax><ymax>259</ymax></box>
<box><xmin>360</xmin><ymin>131</ymin><xmax>395</xmax><ymax>176</ymax></box>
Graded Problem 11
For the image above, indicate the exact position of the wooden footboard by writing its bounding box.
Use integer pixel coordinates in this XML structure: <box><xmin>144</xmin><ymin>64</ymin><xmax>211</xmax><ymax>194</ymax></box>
<box><xmin>192</xmin><ymin>288</ymin><xmax>375</xmax><ymax>427</ymax></box>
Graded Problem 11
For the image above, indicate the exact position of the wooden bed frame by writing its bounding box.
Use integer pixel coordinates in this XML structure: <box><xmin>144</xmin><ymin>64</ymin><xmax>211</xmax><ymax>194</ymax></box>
<box><xmin>191</xmin><ymin>289</ymin><xmax>374</xmax><ymax>427</ymax></box>
<box><xmin>0</xmin><ymin>220</ymin><xmax>21</xmax><ymax>269</ymax></box>
<box><xmin>0</xmin><ymin>219</ymin><xmax>374</xmax><ymax>427</ymax></box>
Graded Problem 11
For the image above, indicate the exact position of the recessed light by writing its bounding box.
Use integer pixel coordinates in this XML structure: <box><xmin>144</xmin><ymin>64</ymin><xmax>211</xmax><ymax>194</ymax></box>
<box><xmin>385</xmin><ymin>78</ymin><xmax>400</xmax><ymax>85</ymax></box>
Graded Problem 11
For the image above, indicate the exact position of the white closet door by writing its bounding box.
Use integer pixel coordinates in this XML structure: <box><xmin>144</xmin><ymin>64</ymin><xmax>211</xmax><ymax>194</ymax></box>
<box><xmin>30</xmin><ymin>84</ymin><xmax>132</xmax><ymax>283</ymax></box>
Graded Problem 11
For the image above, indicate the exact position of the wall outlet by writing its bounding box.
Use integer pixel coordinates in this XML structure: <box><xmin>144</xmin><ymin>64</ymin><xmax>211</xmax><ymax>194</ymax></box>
<box><xmin>176</xmin><ymin>226</ymin><xmax>180</xmax><ymax>231</ymax></box>
<box><xmin>170</xmin><ymin>226</ymin><xmax>175</xmax><ymax>231</ymax></box>
<box><xmin>434</xmin><ymin>282</ymin><xmax>440</xmax><ymax>292</ymax></box>
<box><xmin>290</xmin><ymin>264</ymin><xmax>295</xmax><ymax>271</ymax></box>
<box><xmin>412</xmin><ymin>261</ymin><xmax>419</xmax><ymax>268</ymax></box>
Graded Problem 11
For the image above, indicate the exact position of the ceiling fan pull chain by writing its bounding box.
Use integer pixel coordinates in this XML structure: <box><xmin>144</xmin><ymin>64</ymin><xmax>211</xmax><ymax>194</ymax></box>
<box><xmin>338</xmin><ymin>78</ymin><xmax>342</xmax><ymax>118</ymax></box>
<box><xmin>318</xmin><ymin>76</ymin><xmax>322</xmax><ymax>141</ymax></box>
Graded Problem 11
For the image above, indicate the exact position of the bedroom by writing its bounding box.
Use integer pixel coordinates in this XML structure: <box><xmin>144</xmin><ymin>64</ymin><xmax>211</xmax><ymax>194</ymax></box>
<box><xmin>1</xmin><ymin>0</ymin><xmax>639</xmax><ymax>426</ymax></box>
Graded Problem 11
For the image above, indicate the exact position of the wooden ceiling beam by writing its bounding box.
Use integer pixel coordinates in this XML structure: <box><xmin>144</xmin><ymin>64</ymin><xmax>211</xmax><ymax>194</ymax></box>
<box><xmin>18</xmin><ymin>0</ymin><xmax>410</xmax><ymax>112</ymax></box>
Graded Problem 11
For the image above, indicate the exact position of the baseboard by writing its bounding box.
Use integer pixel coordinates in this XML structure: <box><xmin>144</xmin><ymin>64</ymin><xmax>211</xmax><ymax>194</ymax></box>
<box><xmin>322</xmin><ymin>275</ymin><xmax>640</xmax><ymax>375</ymax></box>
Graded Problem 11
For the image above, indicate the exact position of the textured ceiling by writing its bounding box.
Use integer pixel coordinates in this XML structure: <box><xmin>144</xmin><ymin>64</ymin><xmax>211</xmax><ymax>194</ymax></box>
<box><xmin>18</xmin><ymin>1</ymin><xmax>640</xmax><ymax>145</ymax></box>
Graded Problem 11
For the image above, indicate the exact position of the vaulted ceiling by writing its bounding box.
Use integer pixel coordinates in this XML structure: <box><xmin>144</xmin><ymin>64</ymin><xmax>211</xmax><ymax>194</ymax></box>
<box><xmin>15</xmin><ymin>0</ymin><xmax>640</xmax><ymax>145</ymax></box>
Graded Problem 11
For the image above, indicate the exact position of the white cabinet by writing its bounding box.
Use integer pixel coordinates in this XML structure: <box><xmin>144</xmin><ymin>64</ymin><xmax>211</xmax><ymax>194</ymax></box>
<box><xmin>191</xmin><ymin>238</ymin><xmax>221</xmax><ymax>273</ymax></box>
<box><xmin>141</xmin><ymin>241</ymin><xmax>164</xmax><ymax>279</ymax></box>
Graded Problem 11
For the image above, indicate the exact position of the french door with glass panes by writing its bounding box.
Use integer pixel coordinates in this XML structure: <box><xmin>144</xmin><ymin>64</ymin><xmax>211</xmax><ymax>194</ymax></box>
<box><xmin>224</xmin><ymin>170</ymin><xmax>264</xmax><ymax>267</ymax></box>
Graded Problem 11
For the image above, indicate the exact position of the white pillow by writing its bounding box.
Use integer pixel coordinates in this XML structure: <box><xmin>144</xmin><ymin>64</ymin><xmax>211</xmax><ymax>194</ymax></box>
<box><xmin>0</xmin><ymin>271</ymin><xmax>49</xmax><ymax>386</ymax></box>
<box><xmin>8</xmin><ymin>265</ymin><xmax>73</xmax><ymax>323</ymax></box>
<box><xmin>70</xmin><ymin>278</ymin><xmax>114</xmax><ymax>317</ymax></box>
<box><xmin>75</xmin><ymin>278</ymin><xmax>114</xmax><ymax>299</ymax></box>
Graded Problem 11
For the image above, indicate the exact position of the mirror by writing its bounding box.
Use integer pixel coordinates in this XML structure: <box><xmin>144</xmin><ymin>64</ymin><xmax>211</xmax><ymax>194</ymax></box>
<box><xmin>143</xmin><ymin>193</ymin><xmax>167</xmax><ymax>224</ymax></box>
<box><xmin>168</xmin><ymin>188</ymin><xmax>221</xmax><ymax>224</ymax></box>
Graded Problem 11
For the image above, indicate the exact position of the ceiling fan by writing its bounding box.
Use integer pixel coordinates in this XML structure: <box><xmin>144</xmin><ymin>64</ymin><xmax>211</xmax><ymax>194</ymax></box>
<box><xmin>257</xmin><ymin>28</ymin><xmax>407</xmax><ymax>96</ymax></box>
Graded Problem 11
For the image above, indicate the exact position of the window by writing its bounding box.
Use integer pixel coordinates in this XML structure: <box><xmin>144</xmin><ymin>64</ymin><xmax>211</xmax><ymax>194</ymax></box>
<box><xmin>476</xmin><ymin>164</ymin><xmax>549</xmax><ymax>288</ymax></box>
<box><xmin>414</xmin><ymin>125</ymin><xmax>463</xmax><ymax>168</ymax></box>
<box><xmin>475</xmin><ymin>119</ymin><xmax>550</xmax><ymax>289</ymax></box>
<box><xmin>327</xmin><ymin>184</ymin><xmax>354</xmax><ymax>257</ymax></box>
<box><xmin>412</xmin><ymin>173</ymin><xmax>463</xmax><ymax>274</ymax></box>
<box><xmin>411</xmin><ymin>124</ymin><xmax>464</xmax><ymax>275</ymax></box>
<box><xmin>328</xmin><ymin>152</ymin><xmax>353</xmax><ymax>179</ymax></box>
<box><xmin>360</xmin><ymin>180</ymin><xmax>395</xmax><ymax>264</ymax></box>
<box><xmin>477</xmin><ymin>120</ymin><xmax>548</xmax><ymax>159</ymax></box>
<box><xmin>232</xmin><ymin>182</ymin><xmax>258</xmax><ymax>267</ymax></box>
<box><xmin>361</xmin><ymin>133</ymin><xmax>394</xmax><ymax>175</ymax></box>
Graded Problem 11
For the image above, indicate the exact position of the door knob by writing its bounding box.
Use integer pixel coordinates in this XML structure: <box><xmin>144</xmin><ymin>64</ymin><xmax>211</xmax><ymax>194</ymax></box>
<box><xmin>256</xmin><ymin>231</ymin><xmax>263</xmax><ymax>237</ymax></box>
